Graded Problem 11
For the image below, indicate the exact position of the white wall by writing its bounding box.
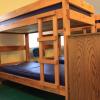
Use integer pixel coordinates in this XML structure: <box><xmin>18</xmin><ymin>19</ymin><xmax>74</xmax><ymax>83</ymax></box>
<box><xmin>87</xmin><ymin>0</ymin><xmax>100</xmax><ymax>14</ymax></box>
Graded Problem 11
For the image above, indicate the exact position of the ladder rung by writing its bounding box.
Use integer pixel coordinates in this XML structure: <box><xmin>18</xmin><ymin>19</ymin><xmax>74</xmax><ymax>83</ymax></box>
<box><xmin>39</xmin><ymin>58</ymin><xmax>58</xmax><ymax>64</ymax></box>
<box><xmin>38</xmin><ymin>36</ymin><xmax>57</xmax><ymax>42</ymax></box>
<box><xmin>37</xmin><ymin>11</ymin><xmax>56</xmax><ymax>19</ymax></box>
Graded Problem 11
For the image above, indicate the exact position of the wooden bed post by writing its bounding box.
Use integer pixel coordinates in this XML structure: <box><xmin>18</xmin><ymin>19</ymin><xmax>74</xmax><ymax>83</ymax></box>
<box><xmin>25</xmin><ymin>34</ymin><xmax>30</xmax><ymax>62</ymax></box>
<box><xmin>62</xmin><ymin>0</ymin><xmax>70</xmax><ymax>100</ymax></box>
<box><xmin>91</xmin><ymin>14</ymin><xmax>96</xmax><ymax>33</ymax></box>
<box><xmin>38</xmin><ymin>19</ymin><xmax>44</xmax><ymax>82</ymax></box>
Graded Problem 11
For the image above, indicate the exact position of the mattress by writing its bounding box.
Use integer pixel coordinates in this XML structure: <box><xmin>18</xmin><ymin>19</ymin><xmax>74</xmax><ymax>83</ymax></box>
<box><xmin>0</xmin><ymin>58</ymin><xmax>65</xmax><ymax>85</ymax></box>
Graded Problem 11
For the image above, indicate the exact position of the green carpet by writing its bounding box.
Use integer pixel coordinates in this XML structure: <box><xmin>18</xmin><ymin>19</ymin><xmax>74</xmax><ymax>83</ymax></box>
<box><xmin>0</xmin><ymin>81</ymin><xmax>65</xmax><ymax>100</ymax></box>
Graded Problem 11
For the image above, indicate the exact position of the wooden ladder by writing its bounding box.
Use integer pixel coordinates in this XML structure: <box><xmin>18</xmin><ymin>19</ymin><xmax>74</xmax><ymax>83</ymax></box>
<box><xmin>38</xmin><ymin>13</ymin><xmax>60</xmax><ymax>86</ymax></box>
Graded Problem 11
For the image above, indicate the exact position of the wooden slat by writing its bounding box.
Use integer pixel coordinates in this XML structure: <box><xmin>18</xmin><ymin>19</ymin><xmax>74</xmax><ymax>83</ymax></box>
<box><xmin>0</xmin><ymin>46</ymin><xmax>26</xmax><ymax>52</ymax></box>
<box><xmin>69</xmin><ymin>9</ymin><xmax>95</xmax><ymax>25</ymax></box>
<box><xmin>37</xmin><ymin>11</ymin><xmax>56</xmax><ymax>19</ymax></box>
<box><xmin>38</xmin><ymin>36</ymin><xmax>57</xmax><ymax>42</ymax></box>
<box><xmin>0</xmin><ymin>0</ymin><xmax>94</xmax><ymax>22</ymax></box>
<box><xmin>38</xmin><ymin>19</ymin><xmax>44</xmax><ymax>82</ymax></box>
<box><xmin>53</xmin><ymin>15</ymin><xmax>60</xmax><ymax>86</ymax></box>
<box><xmin>25</xmin><ymin>34</ymin><xmax>30</xmax><ymax>62</ymax></box>
<box><xmin>71</xmin><ymin>26</ymin><xmax>91</xmax><ymax>32</ymax></box>
<box><xmin>39</xmin><ymin>58</ymin><xmax>58</xmax><ymax>64</ymax></box>
<box><xmin>0</xmin><ymin>72</ymin><xmax>65</xmax><ymax>96</ymax></box>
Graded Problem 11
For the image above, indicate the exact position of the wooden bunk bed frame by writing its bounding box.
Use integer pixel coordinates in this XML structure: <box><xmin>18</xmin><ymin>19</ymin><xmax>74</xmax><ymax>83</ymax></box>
<box><xmin>0</xmin><ymin>0</ymin><xmax>97</xmax><ymax>100</ymax></box>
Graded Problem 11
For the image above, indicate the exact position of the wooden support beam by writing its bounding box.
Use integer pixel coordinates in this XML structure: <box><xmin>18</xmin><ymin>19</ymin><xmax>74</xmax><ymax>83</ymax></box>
<box><xmin>0</xmin><ymin>72</ymin><xmax>65</xmax><ymax>96</ymax></box>
<box><xmin>62</xmin><ymin>0</ymin><xmax>70</xmax><ymax>100</ymax></box>
<box><xmin>38</xmin><ymin>36</ymin><xmax>57</xmax><ymax>42</ymax></box>
<box><xmin>69</xmin><ymin>9</ymin><xmax>95</xmax><ymax>25</ymax></box>
<box><xmin>53</xmin><ymin>15</ymin><xmax>60</xmax><ymax>86</ymax></box>
<box><xmin>0</xmin><ymin>46</ymin><xmax>26</xmax><ymax>52</ymax></box>
<box><xmin>90</xmin><ymin>14</ymin><xmax>96</xmax><ymax>33</ymax></box>
<box><xmin>38</xmin><ymin>19</ymin><xmax>44</xmax><ymax>82</ymax></box>
<box><xmin>39</xmin><ymin>58</ymin><xmax>58</xmax><ymax>64</ymax></box>
<box><xmin>71</xmin><ymin>26</ymin><xmax>91</xmax><ymax>32</ymax></box>
<box><xmin>0</xmin><ymin>9</ymin><xmax>94</xmax><ymax>32</ymax></box>
<box><xmin>25</xmin><ymin>34</ymin><xmax>30</xmax><ymax>62</ymax></box>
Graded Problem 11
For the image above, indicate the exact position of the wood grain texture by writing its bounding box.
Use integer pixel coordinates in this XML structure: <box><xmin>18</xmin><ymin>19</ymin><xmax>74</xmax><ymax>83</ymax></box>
<box><xmin>68</xmin><ymin>34</ymin><xmax>100</xmax><ymax>100</ymax></box>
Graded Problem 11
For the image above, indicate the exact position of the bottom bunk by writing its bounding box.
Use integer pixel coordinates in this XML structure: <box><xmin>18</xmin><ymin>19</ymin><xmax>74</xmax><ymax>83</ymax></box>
<box><xmin>0</xmin><ymin>61</ymin><xmax>65</xmax><ymax>85</ymax></box>
<box><xmin>0</xmin><ymin>33</ymin><xmax>100</xmax><ymax>100</ymax></box>
<box><xmin>0</xmin><ymin>57</ymin><xmax>65</xmax><ymax>96</ymax></box>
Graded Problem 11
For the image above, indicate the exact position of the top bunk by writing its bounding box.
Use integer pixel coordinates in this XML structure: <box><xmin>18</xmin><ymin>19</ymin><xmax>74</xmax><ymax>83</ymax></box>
<box><xmin>95</xmin><ymin>14</ymin><xmax>100</xmax><ymax>32</ymax></box>
<box><xmin>0</xmin><ymin>0</ymin><xmax>95</xmax><ymax>34</ymax></box>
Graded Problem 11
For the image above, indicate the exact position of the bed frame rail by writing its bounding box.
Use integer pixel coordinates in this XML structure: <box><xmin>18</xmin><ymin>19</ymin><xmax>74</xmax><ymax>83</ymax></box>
<box><xmin>0</xmin><ymin>46</ymin><xmax>26</xmax><ymax>52</ymax></box>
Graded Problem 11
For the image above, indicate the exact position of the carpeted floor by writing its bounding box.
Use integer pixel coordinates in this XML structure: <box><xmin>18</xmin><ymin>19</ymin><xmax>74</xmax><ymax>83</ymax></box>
<box><xmin>0</xmin><ymin>81</ymin><xmax>65</xmax><ymax>100</ymax></box>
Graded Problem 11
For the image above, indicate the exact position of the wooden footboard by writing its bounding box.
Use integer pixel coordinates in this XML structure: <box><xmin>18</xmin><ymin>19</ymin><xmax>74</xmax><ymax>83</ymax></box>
<box><xmin>68</xmin><ymin>33</ymin><xmax>100</xmax><ymax>100</ymax></box>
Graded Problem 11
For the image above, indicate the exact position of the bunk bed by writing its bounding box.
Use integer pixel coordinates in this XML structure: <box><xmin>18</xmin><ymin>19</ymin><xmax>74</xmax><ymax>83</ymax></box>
<box><xmin>0</xmin><ymin>0</ymin><xmax>98</xmax><ymax>100</ymax></box>
<box><xmin>95</xmin><ymin>14</ymin><xmax>100</xmax><ymax>32</ymax></box>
